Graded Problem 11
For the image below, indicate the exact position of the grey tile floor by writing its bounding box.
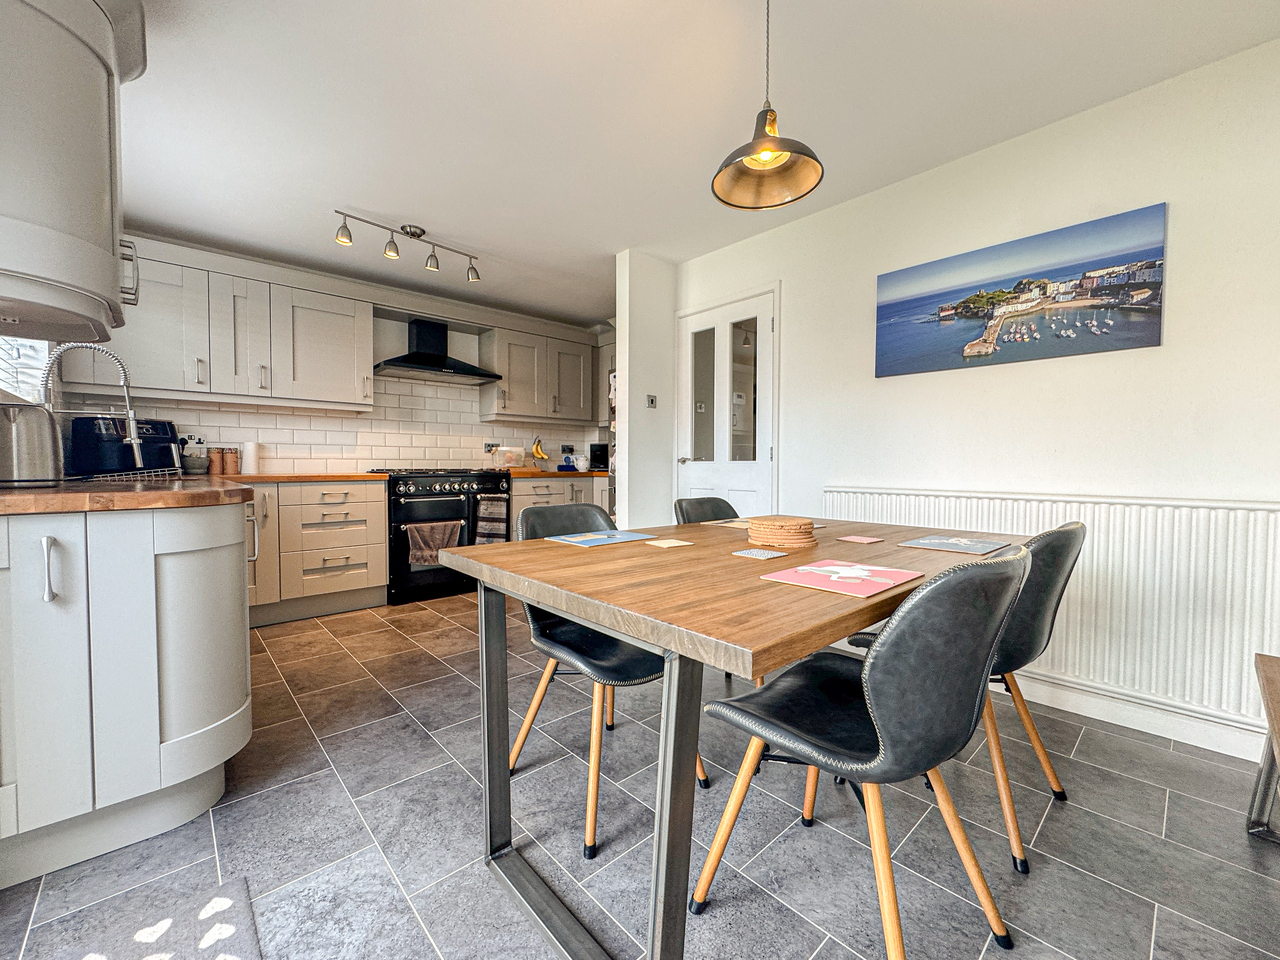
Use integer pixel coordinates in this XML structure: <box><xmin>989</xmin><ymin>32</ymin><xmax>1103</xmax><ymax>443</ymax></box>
<box><xmin>1</xmin><ymin>593</ymin><xmax>1278</xmax><ymax>960</ymax></box>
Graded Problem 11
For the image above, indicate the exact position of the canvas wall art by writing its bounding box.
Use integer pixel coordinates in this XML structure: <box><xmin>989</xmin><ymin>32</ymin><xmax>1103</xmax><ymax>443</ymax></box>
<box><xmin>875</xmin><ymin>203</ymin><xmax>1165</xmax><ymax>377</ymax></box>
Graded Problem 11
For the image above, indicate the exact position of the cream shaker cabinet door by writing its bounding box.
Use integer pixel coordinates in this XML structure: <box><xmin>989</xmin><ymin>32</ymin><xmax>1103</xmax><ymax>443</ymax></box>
<box><xmin>247</xmin><ymin>484</ymin><xmax>280</xmax><ymax>606</ymax></box>
<box><xmin>210</xmin><ymin>273</ymin><xmax>272</xmax><ymax>397</ymax></box>
<box><xmin>61</xmin><ymin>259</ymin><xmax>211</xmax><ymax>392</ymax></box>
<box><xmin>269</xmin><ymin>286</ymin><xmax>373</xmax><ymax>404</ymax></box>
<box><xmin>596</xmin><ymin>342</ymin><xmax>615</xmax><ymax>425</ymax></box>
<box><xmin>547</xmin><ymin>338</ymin><xmax>592</xmax><ymax>421</ymax></box>
<box><xmin>7</xmin><ymin>513</ymin><xmax>94</xmax><ymax>832</ymax></box>
<box><xmin>481</xmin><ymin>329</ymin><xmax>546</xmax><ymax>417</ymax></box>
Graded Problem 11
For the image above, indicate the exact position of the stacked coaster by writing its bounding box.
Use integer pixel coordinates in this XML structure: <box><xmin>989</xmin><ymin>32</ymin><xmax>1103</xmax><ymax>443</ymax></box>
<box><xmin>748</xmin><ymin>515</ymin><xmax>818</xmax><ymax>549</ymax></box>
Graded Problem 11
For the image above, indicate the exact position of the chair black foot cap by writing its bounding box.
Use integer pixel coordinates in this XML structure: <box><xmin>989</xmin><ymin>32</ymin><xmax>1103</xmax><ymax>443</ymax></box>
<box><xmin>993</xmin><ymin>931</ymin><xmax>1014</xmax><ymax>950</ymax></box>
<box><xmin>1053</xmin><ymin>790</ymin><xmax>1068</xmax><ymax>802</ymax></box>
<box><xmin>697</xmin><ymin>777</ymin><xmax>711</xmax><ymax>789</ymax></box>
<box><xmin>801</xmin><ymin>817</ymin><xmax>814</xmax><ymax>827</ymax></box>
<box><xmin>689</xmin><ymin>897</ymin><xmax>706</xmax><ymax>916</ymax></box>
<box><xmin>583</xmin><ymin>843</ymin><xmax>597</xmax><ymax>860</ymax></box>
<box><xmin>605</xmin><ymin>723</ymin><xmax>614</xmax><ymax>731</ymax></box>
<box><xmin>508</xmin><ymin>768</ymin><xmax>515</xmax><ymax>776</ymax></box>
<box><xmin>1013</xmin><ymin>856</ymin><xmax>1029</xmax><ymax>874</ymax></box>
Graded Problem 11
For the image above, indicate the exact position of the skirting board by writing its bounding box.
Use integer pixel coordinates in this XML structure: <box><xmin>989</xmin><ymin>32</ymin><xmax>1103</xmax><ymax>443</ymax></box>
<box><xmin>250</xmin><ymin>585</ymin><xmax>386</xmax><ymax>627</ymax></box>
<box><xmin>1015</xmin><ymin>671</ymin><xmax>1266</xmax><ymax>762</ymax></box>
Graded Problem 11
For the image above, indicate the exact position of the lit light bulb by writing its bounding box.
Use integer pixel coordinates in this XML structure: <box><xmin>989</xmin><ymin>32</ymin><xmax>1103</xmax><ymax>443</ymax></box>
<box><xmin>335</xmin><ymin>217</ymin><xmax>352</xmax><ymax>245</ymax></box>
<box><xmin>425</xmin><ymin>246</ymin><xmax>439</xmax><ymax>271</ymax></box>
<box><xmin>383</xmin><ymin>233</ymin><xmax>400</xmax><ymax>259</ymax></box>
<box><xmin>742</xmin><ymin>148</ymin><xmax>791</xmax><ymax>170</ymax></box>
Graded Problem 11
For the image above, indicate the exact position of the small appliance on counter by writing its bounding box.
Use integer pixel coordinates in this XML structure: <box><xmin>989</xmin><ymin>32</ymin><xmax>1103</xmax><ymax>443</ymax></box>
<box><xmin>589</xmin><ymin>443</ymin><xmax>609</xmax><ymax>471</ymax></box>
<box><xmin>0</xmin><ymin>388</ymin><xmax>62</xmax><ymax>487</ymax></box>
<box><xmin>67</xmin><ymin>417</ymin><xmax>182</xmax><ymax>478</ymax></box>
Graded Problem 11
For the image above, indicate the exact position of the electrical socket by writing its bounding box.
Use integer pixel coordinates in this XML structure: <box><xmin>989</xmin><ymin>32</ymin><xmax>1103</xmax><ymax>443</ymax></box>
<box><xmin>561</xmin><ymin>445</ymin><xmax>574</xmax><ymax>454</ymax></box>
<box><xmin>183</xmin><ymin>434</ymin><xmax>204</xmax><ymax>445</ymax></box>
<box><xmin>484</xmin><ymin>442</ymin><xmax>499</xmax><ymax>453</ymax></box>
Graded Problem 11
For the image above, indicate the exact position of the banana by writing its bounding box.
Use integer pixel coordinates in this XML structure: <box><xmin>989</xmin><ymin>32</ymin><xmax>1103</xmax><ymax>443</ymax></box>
<box><xmin>531</xmin><ymin>437</ymin><xmax>547</xmax><ymax>460</ymax></box>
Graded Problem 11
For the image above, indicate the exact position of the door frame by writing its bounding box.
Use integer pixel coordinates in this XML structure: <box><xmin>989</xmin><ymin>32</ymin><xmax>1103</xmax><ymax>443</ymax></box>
<box><xmin>673</xmin><ymin>281</ymin><xmax>781</xmax><ymax>515</ymax></box>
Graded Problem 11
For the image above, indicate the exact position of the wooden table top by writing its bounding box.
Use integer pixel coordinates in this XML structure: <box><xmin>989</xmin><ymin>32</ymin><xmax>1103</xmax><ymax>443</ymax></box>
<box><xmin>441</xmin><ymin>519</ymin><xmax>1027</xmax><ymax>679</ymax></box>
<box><xmin>1258</xmin><ymin>654</ymin><xmax>1280</xmax><ymax>760</ymax></box>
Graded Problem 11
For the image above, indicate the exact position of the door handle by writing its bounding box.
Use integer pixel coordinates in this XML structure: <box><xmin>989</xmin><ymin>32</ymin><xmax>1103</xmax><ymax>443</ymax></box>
<box><xmin>677</xmin><ymin>457</ymin><xmax>692</xmax><ymax>464</ymax></box>
<box><xmin>118</xmin><ymin>239</ymin><xmax>140</xmax><ymax>305</ymax></box>
<box><xmin>259</xmin><ymin>364</ymin><xmax>269</xmax><ymax>390</ymax></box>
<box><xmin>41</xmin><ymin>536</ymin><xmax>57</xmax><ymax>602</ymax></box>
<box><xmin>246</xmin><ymin>514</ymin><xmax>260</xmax><ymax>562</ymax></box>
<box><xmin>194</xmin><ymin>357</ymin><xmax>206</xmax><ymax>384</ymax></box>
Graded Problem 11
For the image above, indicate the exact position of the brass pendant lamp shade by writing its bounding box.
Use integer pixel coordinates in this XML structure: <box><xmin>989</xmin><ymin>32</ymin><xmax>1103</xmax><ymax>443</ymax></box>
<box><xmin>712</xmin><ymin>102</ymin><xmax>823</xmax><ymax>209</ymax></box>
<box><xmin>712</xmin><ymin>0</ymin><xmax>822</xmax><ymax>210</ymax></box>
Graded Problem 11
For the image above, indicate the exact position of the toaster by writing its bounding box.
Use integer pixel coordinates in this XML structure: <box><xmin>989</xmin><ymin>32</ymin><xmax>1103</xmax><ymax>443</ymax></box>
<box><xmin>67</xmin><ymin>417</ymin><xmax>181</xmax><ymax>477</ymax></box>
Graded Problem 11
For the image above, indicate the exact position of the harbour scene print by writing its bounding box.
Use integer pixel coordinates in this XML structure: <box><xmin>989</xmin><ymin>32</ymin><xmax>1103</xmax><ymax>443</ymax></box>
<box><xmin>875</xmin><ymin>203</ymin><xmax>1165</xmax><ymax>377</ymax></box>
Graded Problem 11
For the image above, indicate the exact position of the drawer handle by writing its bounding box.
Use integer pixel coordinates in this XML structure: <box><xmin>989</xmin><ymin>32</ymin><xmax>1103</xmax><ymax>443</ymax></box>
<box><xmin>41</xmin><ymin>536</ymin><xmax>57</xmax><ymax>602</ymax></box>
<box><xmin>320</xmin><ymin>511</ymin><xmax>350</xmax><ymax>518</ymax></box>
<box><xmin>532</xmin><ymin>500</ymin><xmax>551</xmax><ymax>505</ymax></box>
<box><xmin>320</xmin><ymin>491</ymin><xmax>350</xmax><ymax>500</ymax></box>
<box><xmin>321</xmin><ymin>554</ymin><xmax>351</xmax><ymax>563</ymax></box>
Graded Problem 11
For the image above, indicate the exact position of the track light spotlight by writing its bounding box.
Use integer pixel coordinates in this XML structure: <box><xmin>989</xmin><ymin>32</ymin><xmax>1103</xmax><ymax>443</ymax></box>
<box><xmin>335</xmin><ymin>216</ymin><xmax>352</xmax><ymax>245</ymax></box>
<box><xmin>467</xmin><ymin>259</ymin><xmax>480</xmax><ymax>282</ymax></box>
<box><xmin>383</xmin><ymin>233</ymin><xmax>400</xmax><ymax>259</ymax></box>
<box><xmin>425</xmin><ymin>246</ymin><xmax>440</xmax><ymax>271</ymax></box>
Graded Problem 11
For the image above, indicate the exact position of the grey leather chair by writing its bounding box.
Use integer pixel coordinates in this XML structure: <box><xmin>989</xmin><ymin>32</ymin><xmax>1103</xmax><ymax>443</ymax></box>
<box><xmin>849</xmin><ymin>521</ymin><xmax>1086</xmax><ymax>875</ymax></box>
<box><xmin>509</xmin><ymin>503</ymin><xmax>710</xmax><ymax>859</ymax></box>
<box><xmin>690</xmin><ymin>548</ymin><xmax>1031</xmax><ymax>958</ymax></box>
<box><xmin>674</xmin><ymin>496</ymin><xmax>738</xmax><ymax>525</ymax></box>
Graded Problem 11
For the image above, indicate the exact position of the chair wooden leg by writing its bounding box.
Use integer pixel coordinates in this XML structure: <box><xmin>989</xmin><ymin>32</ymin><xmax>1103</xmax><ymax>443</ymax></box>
<box><xmin>863</xmin><ymin>782</ymin><xmax>907</xmax><ymax>960</ymax></box>
<box><xmin>689</xmin><ymin>736</ymin><xmax>767</xmax><ymax>914</ymax></box>
<box><xmin>584</xmin><ymin>682</ymin><xmax>606</xmax><ymax>859</ymax></box>
<box><xmin>605</xmin><ymin>684</ymin><xmax>615</xmax><ymax>731</ymax></box>
<box><xmin>801</xmin><ymin>765</ymin><xmax>820</xmax><ymax>826</ymax></box>
<box><xmin>1005</xmin><ymin>673</ymin><xmax>1067</xmax><ymax>801</ymax></box>
<box><xmin>509</xmin><ymin>658</ymin><xmax>557</xmax><ymax>773</ymax></box>
<box><xmin>695</xmin><ymin>752</ymin><xmax>711</xmax><ymax>789</ymax></box>
<box><xmin>982</xmin><ymin>695</ymin><xmax>1029</xmax><ymax>874</ymax></box>
<box><xmin>926</xmin><ymin>768</ymin><xmax>1014</xmax><ymax>950</ymax></box>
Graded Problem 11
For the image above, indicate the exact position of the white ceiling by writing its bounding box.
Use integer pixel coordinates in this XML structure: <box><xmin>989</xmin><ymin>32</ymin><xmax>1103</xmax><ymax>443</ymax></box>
<box><xmin>121</xmin><ymin>0</ymin><xmax>1280</xmax><ymax>326</ymax></box>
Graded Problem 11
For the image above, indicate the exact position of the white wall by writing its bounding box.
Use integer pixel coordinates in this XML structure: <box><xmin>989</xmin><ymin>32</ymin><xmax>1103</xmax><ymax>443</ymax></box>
<box><xmin>615</xmin><ymin>250</ymin><xmax>677</xmax><ymax>527</ymax></box>
<box><xmin>678</xmin><ymin>38</ymin><xmax>1280</xmax><ymax>515</ymax></box>
<box><xmin>670</xmin><ymin>39</ymin><xmax>1280</xmax><ymax>754</ymax></box>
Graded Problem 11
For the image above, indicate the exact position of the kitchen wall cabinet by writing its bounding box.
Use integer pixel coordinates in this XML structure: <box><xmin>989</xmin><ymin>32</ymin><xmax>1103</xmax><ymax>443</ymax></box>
<box><xmin>246</xmin><ymin>484</ymin><xmax>280</xmax><ymax>606</ymax></box>
<box><xmin>595</xmin><ymin>341</ymin><xmax>615</xmax><ymax>426</ymax></box>
<box><xmin>270</xmin><ymin>287</ymin><xmax>373</xmax><ymax>405</ymax></box>
<box><xmin>61</xmin><ymin>259</ymin><xmax>211</xmax><ymax>393</ymax></box>
<box><xmin>480</xmin><ymin>332</ymin><xmax>595</xmax><ymax>423</ymax></box>
<box><xmin>210</xmin><ymin>273</ymin><xmax>272</xmax><ymax>398</ymax></box>
<box><xmin>0</xmin><ymin>504</ymin><xmax>250</xmax><ymax>841</ymax></box>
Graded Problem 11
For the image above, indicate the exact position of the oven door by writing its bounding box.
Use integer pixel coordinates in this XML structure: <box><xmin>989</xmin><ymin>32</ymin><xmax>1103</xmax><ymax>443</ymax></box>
<box><xmin>388</xmin><ymin>492</ymin><xmax>472</xmax><ymax>603</ymax></box>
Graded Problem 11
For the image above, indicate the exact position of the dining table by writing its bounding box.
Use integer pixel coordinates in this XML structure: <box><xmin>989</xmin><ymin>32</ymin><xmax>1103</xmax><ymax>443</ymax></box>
<box><xmin>439</xmin><ymin>517</ymin><xmax>1028</xmax><ymax>960</ymax></box>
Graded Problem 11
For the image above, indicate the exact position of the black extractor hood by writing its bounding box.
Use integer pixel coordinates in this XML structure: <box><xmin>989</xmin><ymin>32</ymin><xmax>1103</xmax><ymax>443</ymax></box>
<box><xmin>373</xmin><ymin>318</ymin><xmax>502</xmax><ymax>386</ymax></box>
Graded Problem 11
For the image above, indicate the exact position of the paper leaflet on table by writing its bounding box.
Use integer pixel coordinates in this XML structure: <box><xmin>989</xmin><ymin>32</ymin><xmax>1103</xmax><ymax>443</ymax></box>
<box><xmin>898</xmin><ymin>535</ymin><xmax>1009</xmax><ymax>555</ymax></box>
<box><xmin>647</xmin><ymin>539</ymin><xmax>693</xmax><ymax>548</ymax></box>
<box><xmin>545</xmin><ymin>530</ymin><xmax>653</xmax><ymax>547</ymax></box>
<box><xmin>761</xmin><ymin>559</ymin><xmax>923</xmax><ymax>598</ymax></box>
<box><xmin>838</xmin><ymin>535</ymin><xmax>883</xmax><ymax>544</ymax></box>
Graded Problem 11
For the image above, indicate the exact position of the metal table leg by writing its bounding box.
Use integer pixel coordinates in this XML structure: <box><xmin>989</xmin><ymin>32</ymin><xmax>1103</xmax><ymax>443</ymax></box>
<box><xmin>477</xmin><ymin>583</ymin><xmax>611</xmax><ymax>960</ymax></box>
<box><xmin>1247</xmin><ymin>740</ymin><xmax>1280</xmax><ymax>843</ymax></box>
<box><xmin>648</xmin><ymin>653</ymin><xmax>704</xmax><ymax>960</ymax></box>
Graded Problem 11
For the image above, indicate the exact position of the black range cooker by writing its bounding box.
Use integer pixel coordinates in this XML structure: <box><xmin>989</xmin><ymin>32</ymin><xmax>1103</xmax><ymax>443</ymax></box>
<box><xmin>371</xmin><ymin>468</ymin><xmax>511</xmax><ymax>604</ymax></box>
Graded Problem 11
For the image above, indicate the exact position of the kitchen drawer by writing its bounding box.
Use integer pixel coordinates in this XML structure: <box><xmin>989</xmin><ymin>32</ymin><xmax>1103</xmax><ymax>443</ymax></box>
<box><xmin>277</xmin><ymin>481</ymin><xmax>386</xmax><ymax>507</ymax></box>
<box><xmin>513</xmin><ymin>492</ymin><xmax>568</xmax><ymax>521</ymax></box>
<box><xmin>278</xmin><ymin>502</ymin><xmax>386</xmax><ymax>553</ymax></box>
<box><xmin>279</xmin><ymin>544</ymin><xmax>387</xmax><ymax>599</ymax></box>
<box><xmin>512</xmin><ymin>478</ymin><xmax>568</xmax><ymax>498</ymax></box>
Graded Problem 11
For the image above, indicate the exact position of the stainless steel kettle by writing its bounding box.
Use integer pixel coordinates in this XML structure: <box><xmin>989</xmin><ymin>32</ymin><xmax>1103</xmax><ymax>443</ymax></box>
<box><xmin>0</xmin><ymin>388</ymin><xmax>62</xmax><ymax>487</ymax></box>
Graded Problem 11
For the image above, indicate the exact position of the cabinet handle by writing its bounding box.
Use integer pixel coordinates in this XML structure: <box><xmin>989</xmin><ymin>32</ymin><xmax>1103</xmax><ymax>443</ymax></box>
<box><xmin>118</xmin><ymin>239</ymin><xmax>140</xmax><ymax>305</ymax></box>
<box><xmin>319</xmin><ymin>491</ymin><xmax>350</xmax><ymax>500</ymax></box>
<box><xmin>195</xmin><ymin>357</ymin><xmax>206</xmax><ymax>384</ymax></box>
<box><xmin>321</xmin><ymin>555</ymin><xmax>351</xmax><ymax>564</ymax></box>
<box><xmin>500</xmin><ymin>388</ymin><xmax>507</xmax><ymax>410</ymax></box>
<box><xmin>246</xmin><ymin>514</ymin><xmax>260</xmax><ymax>562</ymax></box>
<box><xmin>320</xmin><ymin>511</ymin><xmax>350</xmax><ymax>518</ymax></box>
<box><xmin>259</xmin><ymin>364</ymin><xmax>269</xmax><ymax>390</ymax></box>
<box><xmin>532</xmin><ymin>500</ymin><xmax>551</xmax><ymax>505</ymax></box>
<box><xmin>552</xmin><ymin>394</ymin><xmax>558</xmax><ymax>413</ymax></box>
<box><xmin>363</xmin><ymin>376</ymin><xmax>372</xmax><ymax>399</ymax></box>
<box><xmin>41</xmin><ymin>536</ymin><xmax>57</xmax><ymax>602</ymax></box>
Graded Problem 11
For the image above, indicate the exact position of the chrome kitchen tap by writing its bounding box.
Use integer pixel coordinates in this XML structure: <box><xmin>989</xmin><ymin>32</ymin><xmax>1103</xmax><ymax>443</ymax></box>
<box><xmin>40</xmin><ymin>343</ymin><xmax>144</xmax><ymax>469</ymax></box>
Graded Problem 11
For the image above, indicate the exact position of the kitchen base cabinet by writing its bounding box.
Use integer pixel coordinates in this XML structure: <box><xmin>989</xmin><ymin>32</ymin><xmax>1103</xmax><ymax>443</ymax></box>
<box><xmin>0</xmin><ymin>502</ymin><xmax>251</xmax><ymax>886</ymax></box>
<box><xmin>275</xmin><ymin>481</ymin><xmax>387</xmax><ymax>601</ymax></box>
<box><xmin>247</xmin><ymin>484</ymin><xmax>280</xmax><ymax>606</ymax></box>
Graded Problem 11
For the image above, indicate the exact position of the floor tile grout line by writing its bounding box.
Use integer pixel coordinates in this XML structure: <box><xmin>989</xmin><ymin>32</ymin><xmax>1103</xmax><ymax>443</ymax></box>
<box><xmin>30</xmin><ymin>855</ymin><xmax>217</xmax><ymax>929</ymax></box>
<box><xmin>578</xmin><ymin>827</ymin><xmax>657</xmax><ymax>885</ymax></box>
<box><xmin>804</xmin><ymin>936</ymin><xmax>831</xmax><ymax>960</ymax></box>
<box><xmin>730</xmin><ymin>850</ymin><xmax>858</xmax><ymax>958</ymax></box>
<box><xmin>1148</xmin><ymin>905</ymin><xmax>1158</xmax><ymax>960</ymax></box>
<box><xmin>734</xmin><ymin>815</ymin><xmax>804</xmax><ymax>876</ymax></box>
<box><xmin>1161</xmin><ymin>790</ymin><xmax>1170</xmax><ymax>838</ymax></box>
<box><xmin>209</xmin><ymin>808</ymin><xmax>222</xmax><ymax>884</ymax></box>
<box><xmin>1028</xmin><ymin>794</ymin><xmax>1055</xmax><ymax>848</ymax></box>
<box><xmin>1157</xmin><ymin>903</ymin><xmax>1280</xmax><ymax>960</ymax></box>
<box><xmin>889</xmin><ymin>807</ymin><xmax>930</xmax><ymax>858</ymax></box>
<box><xmin>215</xmin><ymin>767</ymin><xmax>334</xmax><ymax>811</ymax></box>
<box><xmin>15</xmin><ymin>873</ymin><xmax>44</xmax><ymax>960</ymax></box>
<box><xmin>1069</xmin><ymin>725</ymin><xmax>1085</xmax><ymax>758</ymax></box>
<box><xmin>246</xmin><ymin>843</ymin><xmax>378</xmax><ymax>903</ymax></box>
<box><xmin>351</xmin><ymin>757</ymin><xmax>458</xmax><ymax>802</ymax></box>
<box><xmin>315</xmin><ymin>706</ymin><xmax>417</xmax><ymax>741</ymax></box>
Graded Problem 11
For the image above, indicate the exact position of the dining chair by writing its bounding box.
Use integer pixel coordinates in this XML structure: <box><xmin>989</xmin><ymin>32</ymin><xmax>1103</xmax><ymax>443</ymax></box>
<box><xmin>673</xmin><ymin>496</ymin><xmax>738</xmax><ymax>525</ymax></box>
<box><xmin>848</xmin><ymin>522</ymin><xmax>1086</xmax><ymax>875</ymax></box>
<box><xmin>689</xmin><ymin>547</ymin><xmax>1031</xmax><ymax>958</ymax></box>
<box><xmin>507</xmin><ymin>503</ymin><xmax>710</xmax><ymax>859</ymax></box>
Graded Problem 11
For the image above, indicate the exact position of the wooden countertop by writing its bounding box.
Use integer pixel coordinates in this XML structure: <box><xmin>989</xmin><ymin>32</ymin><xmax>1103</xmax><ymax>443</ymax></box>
<box><xmin>442</xmin><ymin>518</ymin><xmax>1026</xmax><ymax>679</ymax></box>
<box><xmin>508</xmin><ymin>469</ymin><xmax>609</xmax><ymax>479</ymax></box>
<box><xmin>229</xmin><ymin>473</ymin><xmax>389</xmax><ymax>483</ymax></box>
<box><xmin>0</xmin><ymin>477</ymin><xmax>253</xmax><ymax>515</ymax></box>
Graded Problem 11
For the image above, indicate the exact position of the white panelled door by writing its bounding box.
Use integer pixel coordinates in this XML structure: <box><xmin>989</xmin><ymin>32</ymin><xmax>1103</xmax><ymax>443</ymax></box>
<box><xmin>675</xmin><ymin>293</ymin><xmax>775</xmax><ymax>518</ymax></box>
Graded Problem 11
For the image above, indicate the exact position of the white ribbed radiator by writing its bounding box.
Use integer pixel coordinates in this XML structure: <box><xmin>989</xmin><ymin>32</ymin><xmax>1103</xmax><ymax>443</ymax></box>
<box><xmin>823</xmin><ymin>487</ymin><xmax>1279</xmax><ymax>732</ymax></box>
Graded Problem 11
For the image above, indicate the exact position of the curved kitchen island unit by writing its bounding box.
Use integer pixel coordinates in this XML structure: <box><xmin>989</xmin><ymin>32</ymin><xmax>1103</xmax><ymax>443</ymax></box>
<box><xmin>0</xmin><ymin>478</ymin><xmax>254</xmax><ymax>886</ymax></box>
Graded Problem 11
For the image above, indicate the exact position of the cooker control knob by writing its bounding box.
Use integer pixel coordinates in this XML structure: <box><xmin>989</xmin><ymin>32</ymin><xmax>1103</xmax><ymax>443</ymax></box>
<box><xmin>407</xmin><ymin>483</ymin><xmax>417</xmax><ymax>493</ymax></box>
<box><xmin>453</xmin><ymin>482</ymin><xmax>462</xmax><ymax>491</ymax></box>
<box><xmin>432</xmin><ymin>483</ymin><xmax>442</xmax><ymax>492</ymax></box>
<box><xmin>396</xmin><ymin>483</ymin><xmax>406</xmax><ymax>494</ymax></box>
<box><xmin>469</xmin><ymin>482</ymin><xmax>479</xmax><ymax>491</ymax></box>
<box><xmin>500</xmin><ymin>481</ymin><xmax>508</xmax><ymax>491</ymax></box>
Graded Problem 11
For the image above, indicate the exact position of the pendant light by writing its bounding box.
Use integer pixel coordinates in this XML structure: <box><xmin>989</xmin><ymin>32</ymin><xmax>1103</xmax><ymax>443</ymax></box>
<box><xmin>334</xmin><ymin>216</ymin><xmax>353</xmax><ymax>245</ymax></box>
<box><xmin>383</xmin><ymin>232</ymin><xmax>400</xmax><ymax>259</ymax></box>
<box><xmin>425</xmin><ymin>245</ymin><xmax>440</xmax><ymax>271</ymax></box>
<box><xmin>332</xmin><ymin>211</ymin><xmax>480</xmax><ymax>281</ymax></box>
<box><xmin>712</xmin><ymin>0</ymin><xmax>823</xmax><ymax>210</ymax></box>
<box><xmin>467</xmin><ymin>258</ymin><xmax>480</xmax><ymax>282</ymax></box>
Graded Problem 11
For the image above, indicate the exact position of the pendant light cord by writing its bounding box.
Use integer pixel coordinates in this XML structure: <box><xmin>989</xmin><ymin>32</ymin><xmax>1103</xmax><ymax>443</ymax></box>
<box><xmin>764</xmin><ymin>0</ymin><xmax>770</xmax><ymax>106</ymax></box>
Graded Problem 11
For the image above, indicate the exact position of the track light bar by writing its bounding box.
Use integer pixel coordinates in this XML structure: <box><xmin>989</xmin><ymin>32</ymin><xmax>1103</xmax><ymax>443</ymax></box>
<box><xmin>333</xmin><ymin>210</ymin><xmax>480</xmax><ymax>280</ymax></box>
